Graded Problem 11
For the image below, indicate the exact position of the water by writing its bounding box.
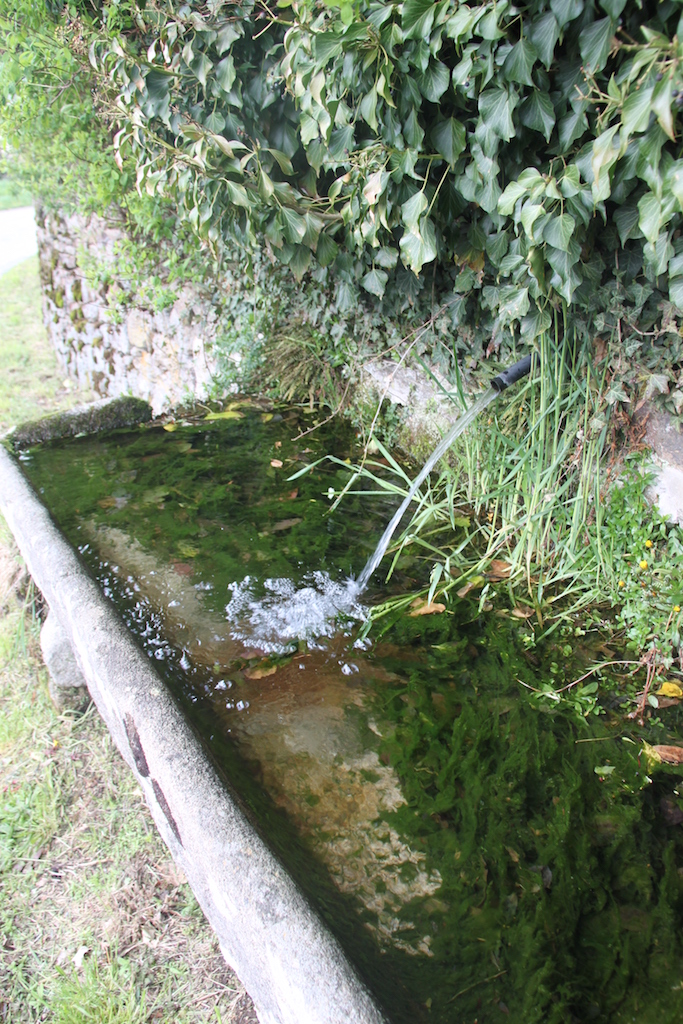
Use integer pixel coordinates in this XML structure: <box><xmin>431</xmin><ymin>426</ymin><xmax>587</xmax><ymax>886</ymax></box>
<box><xmin>356</xmin><ymin>388</ymin><xmax>497</xmax><ymax>591</ymax></box>
<box><xmin>17</xmin><ymin>409</ymin><xmax>683</xmax><ymax>1024</ymax></box>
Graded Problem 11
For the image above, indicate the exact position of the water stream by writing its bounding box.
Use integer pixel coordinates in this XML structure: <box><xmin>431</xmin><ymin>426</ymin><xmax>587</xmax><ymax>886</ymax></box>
<box><xmin>16</xmin><ymin>409</ymin><xmax>683</xmax><ymax>1024</ymax></box>
<box><xmin>356</xmin><ymin>388</ymin><xmax>497</xmax><ymax>591</ymax></box>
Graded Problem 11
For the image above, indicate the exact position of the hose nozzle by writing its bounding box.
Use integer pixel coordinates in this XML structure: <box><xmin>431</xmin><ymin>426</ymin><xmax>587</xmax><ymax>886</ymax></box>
<box><xmin>491</xmin><ymin>353</ymin><xmax>533</xmax><ymax>393</ymax></box>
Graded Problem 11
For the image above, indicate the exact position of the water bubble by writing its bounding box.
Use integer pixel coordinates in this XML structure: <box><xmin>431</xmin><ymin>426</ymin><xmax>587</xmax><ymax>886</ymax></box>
<box><xmin>225</xmin><ymin>572</ymin><xmax>367</xmax><ymax>653</ymax></box>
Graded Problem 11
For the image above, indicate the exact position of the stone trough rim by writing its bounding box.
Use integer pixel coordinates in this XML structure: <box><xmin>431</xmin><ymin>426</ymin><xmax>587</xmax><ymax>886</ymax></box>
<box><xmin>0</xmin><ymin>397</ymin><xmax>389</xmax><ymax>1024</ymax></box>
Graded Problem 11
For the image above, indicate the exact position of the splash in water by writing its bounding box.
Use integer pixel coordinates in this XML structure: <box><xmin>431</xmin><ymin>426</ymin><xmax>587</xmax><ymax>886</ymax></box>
<box><xmin>225</xmin><ymin>571</ymin><xmax>366</xmax><ymax>652</ymax></box>
<box><xmin>355</xmin><ymin>387</ymin><xmax>497</xmax><ymax>592</ymax></box>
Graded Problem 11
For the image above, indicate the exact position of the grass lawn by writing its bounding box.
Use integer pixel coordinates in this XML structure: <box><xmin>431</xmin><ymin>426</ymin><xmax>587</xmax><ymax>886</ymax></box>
<box><xmin>0</xmin><ymin>260</ymin><xmax>256</xmax><ymax>1023</ymax></box>
<box><xmin>0</xmin><ymin>177</ymin><xmax>33</xmax><ymax>212</ymax></box>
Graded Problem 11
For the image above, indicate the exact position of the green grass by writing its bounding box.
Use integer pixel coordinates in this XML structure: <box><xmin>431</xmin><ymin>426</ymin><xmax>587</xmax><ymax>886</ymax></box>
<box><xmin>0</xmin><ymin>176</ymin><xmax>33</xmax><ymax>211</ymax></box>
<box><xmin>0</xmin><ymin>257</ymin><xmax>95</xmax><ymax>434</ymax></box>
<box><xmin>0</xmin><ymin>258</ymin><xmax>255</xmax><ymax>1023</ymax></box>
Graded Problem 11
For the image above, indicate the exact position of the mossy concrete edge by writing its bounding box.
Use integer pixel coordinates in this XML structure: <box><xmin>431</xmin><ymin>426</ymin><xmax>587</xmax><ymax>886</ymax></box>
<box><xmin>0</xmin><ymin>446</ymin><xmax>388</xmax><ymax>1024</ymax></box>
<box><xmin>6</xmin><ymin>395</ymin><xmax>153</xmax><ymax>449</ymax></box>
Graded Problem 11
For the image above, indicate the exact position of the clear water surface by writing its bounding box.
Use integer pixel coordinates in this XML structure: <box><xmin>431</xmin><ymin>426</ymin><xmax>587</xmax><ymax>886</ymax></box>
<box><xmin>17</xmin><ymin>407</ymin><xmax>683</xmax><ymax>1024</ymax></box>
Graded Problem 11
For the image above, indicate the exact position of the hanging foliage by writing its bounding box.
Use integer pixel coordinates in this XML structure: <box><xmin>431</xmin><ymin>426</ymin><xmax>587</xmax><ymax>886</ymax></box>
<box><xmin>2</xmin><ymin>0</ymin><xmax>683</xmax><ymax>400</ymax></box>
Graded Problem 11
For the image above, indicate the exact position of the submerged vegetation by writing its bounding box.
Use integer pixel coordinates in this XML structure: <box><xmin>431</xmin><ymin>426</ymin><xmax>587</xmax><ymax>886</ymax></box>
<box><xmin>15</xmin><ymin>412</ymin><xmax>683</xmax><ymax>1022</ymax></box>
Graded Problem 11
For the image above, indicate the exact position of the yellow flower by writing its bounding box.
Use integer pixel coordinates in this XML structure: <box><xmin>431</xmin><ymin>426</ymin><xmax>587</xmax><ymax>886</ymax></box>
<box><xmin>618</xmin><ymin>580</ymin><xmax>625</xmax><ymax>588</ymax></box>
<box><xmin>675</xmin><ymin>605</ymin><xmax>681</xmax><ymax>613</ymax></box>
<box><xmin>639</xmin><ymin>560</ymin><xmax>648</xmax><ymax>570</ymax></box>
<box><xmin>645</xmin><ymin>539</ymin><xmax>653</xmax><ymax>548</ymax></box>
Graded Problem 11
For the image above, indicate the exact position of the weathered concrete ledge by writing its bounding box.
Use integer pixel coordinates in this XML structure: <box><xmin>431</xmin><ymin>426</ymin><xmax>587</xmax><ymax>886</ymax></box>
<box><xmin>6</xmin><ymin>395</ymin><xmax>152</xmax><ymax>449</ymax></box>
<box><xmin>0</xmin><ymin>445</ymin><xmax>388</xmax><ymax>1024</ymax></box>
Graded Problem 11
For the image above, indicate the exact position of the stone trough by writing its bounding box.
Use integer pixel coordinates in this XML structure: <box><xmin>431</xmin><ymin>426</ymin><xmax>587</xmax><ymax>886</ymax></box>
<box><xmin>0</xmin><ymin>397</ymin><xmax>388</xmax><ymax>1024</ymax></box>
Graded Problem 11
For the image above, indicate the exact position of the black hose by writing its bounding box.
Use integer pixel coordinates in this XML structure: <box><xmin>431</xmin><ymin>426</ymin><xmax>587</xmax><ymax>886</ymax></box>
<box><xmin>491</xmin><ymin>353</ymin><xmax>533</xmax><ymax>393</ymax></box>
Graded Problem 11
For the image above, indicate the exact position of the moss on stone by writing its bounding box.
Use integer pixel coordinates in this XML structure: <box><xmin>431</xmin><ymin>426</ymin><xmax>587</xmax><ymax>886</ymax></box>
<box><xmin>6</xmin><ymin>395</ymin><xmax>152</xmax><ymax>449</ymax></box>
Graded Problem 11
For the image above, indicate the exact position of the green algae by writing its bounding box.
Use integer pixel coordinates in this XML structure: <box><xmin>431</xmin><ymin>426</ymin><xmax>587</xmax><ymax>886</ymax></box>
<box><xmin>17</xmin><ymin>409</ymin><xmax>683</xmax><ymax>1024</ymax></box>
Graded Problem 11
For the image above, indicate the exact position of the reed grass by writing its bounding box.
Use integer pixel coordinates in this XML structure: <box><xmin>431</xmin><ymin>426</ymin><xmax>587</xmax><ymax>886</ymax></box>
<box><xmin>339</xmin><ymin>325</ymin><xmax>624</xmax><ymax>632</ymax></box>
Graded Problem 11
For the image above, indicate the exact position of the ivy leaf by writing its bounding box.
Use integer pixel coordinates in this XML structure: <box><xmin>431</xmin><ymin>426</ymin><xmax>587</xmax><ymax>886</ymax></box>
<box><xmin>216</xmin><ymin>23</ymin><xmax>241</xmax><ymax>54</ymax></box>
<box><xmin>503</xmin><ymin>39</ymin><xmax>537</xmax><ymax>88</ymax></box>
<box><xmin>497</xmin><ymin>285</ymin><xmax>530</xmax><ymax>323</ymax></box>
<box><xmin>215</xmin><ymin>54</ymin><xmax>236</xmax><ymax>93</ymax></box>
<box><xmin>521</xmin><ymin>201</ymin><xmax>544</xmax><ymax>239</ymax></box>
<box><xmin>550</xmin><ymin>0</ymin><xmax>584</xmax><ymax>28</ymax></box>
<box><xmin>542</xmin><ymin>213</ymin><xmax>576</xmax><ymax>251</ymax></box>
<box><xmin>478</xmin><ymin>88</ymin><xmax>515</xmax><ymax>142</ymax></box>
<box><xmin>498</xmin><ymin>180</ymin><xmax>528</xmax><ymax>216</ymax></box>
<box><xmin>289</xmin><ymin>244</ymin><xmax>311</xmax><ymax>281</ymax></box>
<box><xmin>362</xmin><ymin>267</ymin><xmax>389</xmax><ymax>297</ymax></box>
<box><xmin>328</xmin><ymin>125</ymin><xmax>355</xmax><ymax>162</ymax></box>
<box><xmin>417</xmin><ymin>61</ymin><xmax>450</xmax><ymax>103</ymax></box>
<box><xmin>300</xmin><ymin>114</ymin><xmax>319</xmax><ymax>146</ymax></box>
<box><xmin>402</xmin><ymin>190</ymin><xmax>428</xmax><ymax>229</ymax></box>
<box><xmin>224</xmin><ymin>179</ymin><xmax>250</xmax><ymax>208</ymax></box>
<box><xmin>638</xmin><ymin>192</ymin><xmax>662</xmax><ymax>244</ymax></box>
<box><xmin>266</xmin><ymin>148</ymin><xmax>294</xmax><ymax>175</ymax></box>
<box><xmin>315</xmin><ymin>232</ymin><xmax>339</xmax><ymax>267</ymax></box>
<box><xmin>144</xmin><ymin>69</ymin><xmax>171</xmax><ymax>105</ymax></box>
<box><xmin>519</xmin><ymin>91</ymin><xmax>555</xmax><ymax>141</ymax></box>
<box><xmin>190</xmin><ymin>53</ymin><xmax>213</xmax><ymax>87</ymax></box>
<box><xmin>621</xmin><ymin>84</ymin><xmax>653</xmax><ymax>135</ymax></box>
<box><xmin>402</xmin><ymin>0</ymin><xmax>436</xmax><ymax>40</ymax></box>
<box><xmin>313</xmin><ymin>33</ymin><xmax>343</xmax><ymax>64</ymax></box>
<box><xmin>529</xmin><ymin>12</ymin><xmax>560</xmax><ymax>69</ymax></box>
<box><xmin>614</xmin><ymin>199</ymin><xmax>641</xmax><ymax>244</ymax></box>
<box><xmin>520</xmin><ymin>305</ymin><xmax>552</xmax><ymax>338</ymax></box>
<box><xmin>652</xmin><ymin>75</ymin><xmax>675</xmax><ymax>141</ymax></box>
<box><xmin>431</xmin><ymin>118</ymin><xmax>466</xmax><ymax>165</ymax></box>
<box><xmin>669</xmin><ymin>275</ymin><xmax>683</xmax><ymax>308</ymax></box>
<box><xmin>599</xmin><ymin>0</ymin><xmax>626</xmax><ymax>17</ymax></box>
<box><xmin>403</xmin><ymin>109</ymin><xmax>425</xmax><ymax>149</ymax></box>
<box><xmin>558</xmin><ymin>107</ymin><xmax>588</xmax><ymax>149</ymax></box>
<box><xmin>204</xmin><ymin>110</ymin><xmax>225</xmax><ymax>133</ymax></box>
<box><xmin>591</xmin><ymin>124</ymin><xmax>619</xmax><ymax>199</ymax></box>
<box><xmin>668</xmin><ymin>161</ymin><xmax>683</xmax><ymax>209</ymax></box>
<box><xmin>579</xmin><ymin>17</ymin><xmax>613</xmax><ymax>75</ymax></box>
<box><xmin>280</xmin><ymin>206</ymin><xmax>308</xmax><ymax>243</ymax></box>
<box><xmin>400</xmin><ymin>218</ymin><xmax>437</xmax><ymax>273</ymax></box>
<box><xmin>360</xmin><ymin>87</ymin><xmax>378</xmax><ymax>130</ymax></box>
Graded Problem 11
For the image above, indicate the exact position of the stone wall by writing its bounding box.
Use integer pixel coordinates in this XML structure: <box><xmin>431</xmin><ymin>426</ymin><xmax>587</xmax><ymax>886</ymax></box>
<box><xmin>36</xmin><ymin>209</ymin><xmax>222</xmax><ymax>415</ymax></box>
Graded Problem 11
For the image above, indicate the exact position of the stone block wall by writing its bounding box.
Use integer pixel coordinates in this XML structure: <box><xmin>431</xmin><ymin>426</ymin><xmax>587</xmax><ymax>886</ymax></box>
<box><xmin>36</xmin><ymin>208</ymin><xmax>222</xmax><ymax>415</ymax></box>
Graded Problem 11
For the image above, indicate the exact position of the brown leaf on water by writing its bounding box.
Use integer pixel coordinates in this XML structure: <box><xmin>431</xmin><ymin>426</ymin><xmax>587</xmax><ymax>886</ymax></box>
<box><xmin>456</xmin><ymin>575</ymin><xmax>484</xmax><ymax>598</ymax></box>
<box><xmin>409</xmin><ymin>600</ymin><xmax>446</xmax><ymax>617</ymax></box>
<box><xmin>244</xmin><ymin>663</ymin><xmax>278</xmax><ymax>680</ymax></box>
<box><xmin>172</xmin><ymin>562</ymin><xmax>194</xmax><ymax>576</ymax></box>
<box><xmin>486</xmin><ymin>559</ymin><xmax>512</xmax><ymax>581</ymax></box>
<box><xmin>511</xmin><ymin>606</ymin><xmax>535</xmax><ymax>619</ymax></box>
<box><xmin>271</xmin><ymin>517</ymin><xmax>302</xmax><ymax>532</ymax></box>
<box><xmin>651</xmin><ymin>745</ymin><xmax>683</xmax><ymax>764</ymax></box>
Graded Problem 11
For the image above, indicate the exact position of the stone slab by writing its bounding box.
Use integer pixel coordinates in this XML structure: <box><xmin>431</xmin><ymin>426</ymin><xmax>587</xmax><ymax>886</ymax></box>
<box><xmin>0</xmin><ymin>445</ymin><xmax>388</xmax><ymax>1024</ymax></box>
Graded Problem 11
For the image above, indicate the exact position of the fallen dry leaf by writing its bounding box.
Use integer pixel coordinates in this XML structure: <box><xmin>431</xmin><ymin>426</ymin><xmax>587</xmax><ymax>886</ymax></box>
<box><xmin>271</xmin><ymin>518</ymin><xmax>302</xmax><ymax>532</ymax></box>
<box><xmin>172</xmin><ymin>562</ymin><xmax>194</xmax><ymax>576</ymax></box>
<box><xmin>644</xmin><ymin>743</ymin><xmax>683</xmax><ymax>765</ymax></box>
<box><xmin>511</xmin><ymin>606</ymin><xmax>535</xmax><ymax>619</ymax></box>
<box><xmin>270</xmin><ymin>459</ymin><xmax>283</xmax><ymax>468</ymax></box>
<box><xmin>486</xmin><ymin>559</ymin><xmax>512</xmax><ymax>581</ymax></box>
<box><xmin>409</xmin><ymin>600</ymin><xmax>446</xmax><ymax>617</ymax></box>
<box><xmin>244</xmin><ymin>664</ymin><xmax>278</xmax><ymax>680</ymax></box>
